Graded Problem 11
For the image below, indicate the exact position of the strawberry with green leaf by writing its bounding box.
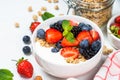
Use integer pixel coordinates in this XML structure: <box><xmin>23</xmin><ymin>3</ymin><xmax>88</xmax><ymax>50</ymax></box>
<box><xmin>16</xmin><ymin>57</ymin><xmax>33</xmax><ymax>78</ymax></box>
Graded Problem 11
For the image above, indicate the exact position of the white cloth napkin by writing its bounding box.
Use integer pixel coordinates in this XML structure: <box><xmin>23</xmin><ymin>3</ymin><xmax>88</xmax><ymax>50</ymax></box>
<box><xmin>94</xmin><ymin>50</ymin><xmax>120</xmax><ymax>80</ymax></box>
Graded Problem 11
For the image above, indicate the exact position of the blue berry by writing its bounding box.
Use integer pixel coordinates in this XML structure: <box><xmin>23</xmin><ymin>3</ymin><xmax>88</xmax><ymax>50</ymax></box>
<box><xmin>78</xmin><ymin>23</ymin><xmax>92</xmax><ymax>31</ymax></box>
<box><xmin>37</xmin><ymin>29</ymin><xmax>45</xmax><ymax>39</ymax></box>
<box><xmin>50</xmin><ymin>20</ymin><xmax>63</xmax><ymax>32</ymax></box>
<box><xmin>80</xmin><ymin>39</ymin><xmax>89</xmax><ymax>49</ymax></box>
<box><xmin>23</xmin><ymin>35</ymin><xmax>31</xmax><ymax>44</ymax></box>
<box><xmin>51</xmin><ymin>47</ymin><xmax>59</xmax><ymax>53</ymax></box>
<box><xmin>91</xmin><ymin>40</ymin><xmax>101</xmax><ymax>52</ymax></box>
<box><xmin>22</xmin><ymin>46</ymin><xmax>31</xmax><ymax>55</ymax></box>
<box><xmin>55</xmin><ymin>41</ymin><xmax>62</xmax><ymax>49</ymax></box>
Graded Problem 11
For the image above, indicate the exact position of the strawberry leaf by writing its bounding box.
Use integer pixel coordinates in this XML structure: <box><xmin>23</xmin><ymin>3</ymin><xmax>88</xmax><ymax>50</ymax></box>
<box><xmin>0</xmin><ymin>69</ymin><xmax>14</xmax><ymax>80</ymax></box>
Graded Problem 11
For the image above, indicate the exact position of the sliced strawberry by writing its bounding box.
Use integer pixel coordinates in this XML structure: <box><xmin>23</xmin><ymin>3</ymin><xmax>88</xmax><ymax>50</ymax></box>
<box><xmin>115</xmin><ymin>16</ymin><xmax>120</xmax><ymax>24</ymax></box>
<box><xmin>69</xmin><ymin>20</ymin><xmax>79</xmax><ymax>26</ymax></box>
<box><xmin>61</xmin><ymin>47</ymin><xmax>79</xmax><ymax>59</ymax></box>
<box><xmin>30</xmin><ymin>22</ymin><xmax>40</xmax><ymax>33</ymax></box>
<box><xmin>90</xmin><ymin>29</ymin><xmax>100</xmax><ymax>41</ymax></box>
<box><xmin>61</xmin><ymin>37</ymin><xmax>79</xmax><ymax>47</ymax></box>
<box><xmin>45</xmin><ymin>28</ymin><xmax>63</xmax><ymax>43</ymax></box>
<box><xmin>118</xmin><ymin>29</ymin><xmax>120</xmax><ymax>35</ymax></box>
<box><xmin>77</xmin><ymin>30</ymin><xmax>93</xmax><ymax>44</ymax></box>
<box><xmin>111</xmin><ymin>23</ymin><xmax>120</xmax><ymax>28</ymax></box>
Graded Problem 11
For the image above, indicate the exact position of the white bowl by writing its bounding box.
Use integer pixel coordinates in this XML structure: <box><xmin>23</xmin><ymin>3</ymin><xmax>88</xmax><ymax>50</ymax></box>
<box><xmin>107</xmin><ymin>14</ymin><xmax>120</xmax><ymax>49</ymax></box>
<box><xmin>32</xmin><ymin>15</ymin><xmax>104</xmax><ymax>78</ymax></box>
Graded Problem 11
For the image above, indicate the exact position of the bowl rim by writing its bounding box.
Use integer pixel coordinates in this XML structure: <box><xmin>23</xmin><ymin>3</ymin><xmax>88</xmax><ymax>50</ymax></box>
<box><xmin>31</xmin><ymin>15</ymin><xmax>104</xmax><ymax>66</ymax></box>
<box><xmin>107</xmin><ymin>14</ymin><xmax>120</xmax><ymax>41</ymax></box>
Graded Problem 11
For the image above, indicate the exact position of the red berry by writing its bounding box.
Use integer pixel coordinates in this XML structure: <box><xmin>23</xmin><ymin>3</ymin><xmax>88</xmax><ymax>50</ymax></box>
<box><xmin>69</xmin><ymin>20</ymin><xmax>78</xmax><ymax>26</ymax></box>
<box><xmin>61</xmin><ymin>47</ymin><xmax>79</xmax><ymax>59</ymax></box>
<box><xmin>90</xmin><ymin>29</ymin><xmax>100</xmax><ymax>41</ymax></box>
<box><xmin>17</xmin><ymin>57</ymin><xmax>33</xmax><ymax>78</ymax></box>
<box><xmin>45</xmin><ymin>28</ymin><xmax>63</xmax><ymax>43</ymax></box>
<box><xmin>115</xmin><ymin>16</ymin><xmax>120</xmax><ymax>24</ymax></box>
<box><xmin>30</xmin><ymin>22</ymin><xmax>40</xmax><ymax>33</ymax></box>
<box><xmin>111</xmin><ymin>23</ymin><xmax>120</xmax><ymax>28</ymax></box>
<box><xmin>118</xmin><ymin>30</ymin><xmax>120</xmax><ymax>35</ymax></box>
<box><xmin>77</xmin><ymin>30</ymin><xmax>93</xmax><ymax>44</ymax></box>
<box><xmin>61</xmin><ymin>37</ymin><xmax>79</xmax><ymax>47</ymax></box>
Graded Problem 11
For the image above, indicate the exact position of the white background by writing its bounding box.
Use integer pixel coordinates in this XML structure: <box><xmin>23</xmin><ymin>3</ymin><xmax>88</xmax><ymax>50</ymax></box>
<box><xmin>0</xmin><ymin>0</ymin><xmax>120</xmax><ymax>80</ymax></box>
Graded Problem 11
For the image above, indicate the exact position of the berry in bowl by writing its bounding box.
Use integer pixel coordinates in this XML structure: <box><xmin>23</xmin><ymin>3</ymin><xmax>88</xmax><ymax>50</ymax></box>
<box><xmin>32</xmin><ymin>15</ymin><xmax>104</xmax><ymax>78</ymax></box>
<box><xmin>107</xmin><ymin>14</ymin><xmax>120</xmax><ymax>49</ymax></box>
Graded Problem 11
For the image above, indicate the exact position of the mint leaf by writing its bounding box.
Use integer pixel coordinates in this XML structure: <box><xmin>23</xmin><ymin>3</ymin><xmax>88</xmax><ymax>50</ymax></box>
<box><xmin>42</xmin><ymin>12</ymin><xmax>54</xmax><ymax>21</ymax></box>
<box><xmin>66</xmin><ymin>32</ymin><xmax>75</xmax><ymax>42</ymax></box>
<box><xmin>0</xmin><ymin>69</ymin><xmax>14</xmax><ymax>80</ymax></box>
<box><xmin>62</xmin><ymin>20</ymin><xmax>73</xmax><ymax>31</ymax></box>
<box><xmin>63</xmin><ymin>30</ymin><xmax>69</xmax><ymax>36</ymax></box>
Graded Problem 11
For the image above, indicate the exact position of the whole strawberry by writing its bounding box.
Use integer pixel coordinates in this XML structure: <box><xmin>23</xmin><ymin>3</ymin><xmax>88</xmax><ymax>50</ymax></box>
<box><xmin>16</xmin><ymin>57</ymin><xmax>33</xmax><ymax>78</ymax></box>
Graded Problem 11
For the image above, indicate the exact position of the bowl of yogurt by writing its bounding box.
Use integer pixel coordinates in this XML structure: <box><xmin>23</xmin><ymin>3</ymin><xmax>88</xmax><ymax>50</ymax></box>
<box><xmin>31</xmin><ymin>15</ymin><xmax>104</xmax><ymax>78</ymax></box>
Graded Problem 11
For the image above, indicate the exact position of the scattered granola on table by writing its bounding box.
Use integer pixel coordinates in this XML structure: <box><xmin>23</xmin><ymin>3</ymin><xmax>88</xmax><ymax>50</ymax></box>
<box><xmin>32</xmin><ymin>15</ymin><xmax>38</xmax><ymax>21</ymax></box>
<box><xmin>14</xmin><ymin>22</ymin><xmax>20</xmax><ymax>28</ymax></box>
<box><xmin>102</xmin><ymin>45</ymin><xmax>113</xmax><ymax>55</ymax></box>
<box><xmin>28</xmin><ymin>6</ymin><xmax>33</xmax><ymax>12</ymax></box>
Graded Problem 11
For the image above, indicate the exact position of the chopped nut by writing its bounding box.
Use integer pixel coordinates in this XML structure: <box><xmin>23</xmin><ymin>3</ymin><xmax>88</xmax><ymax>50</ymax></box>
<box><xmin>38</xmin><ymin>11</ymin><xmax>42</xmax><ymax>16</ymax></box>
<box><xmin>15</xmin><ymin>22</ymin><xmax>19</xmax><ymax>28</ymax></box>
<box><xmin>54</xmin><ymin>5</ymin><xmax>59</xmax><ymax>10</ymax></box>
<box><xmin>35</xmin><ymin>75</ymin><xmax>42</xmax><ymax>80</ymax></box>
<box><xmin>28</xmin><ymin>6</ymin><xmax>33</xmax><ymax>12</ymax></box>
<box><xmin>53</xmin><ymin>0</ymin><xmax>59</xmax><ymax>3</ymax></box>
<box><xmin>102</xmin><ymin>45</ymin><xmax>113</xmax><ymax>55</ymax></box>
<box><xmin>41</xmin><ymin>7</ymin><xmax>47</xmax><ymax>11</ymax></box>
<box><xmin>47</xmin><ymin>0</ymin><xmax>52</xmax><ymax>3</ymax></box>
<box><xmin>32</xmin><ymin>15</ymin><xmax>38</xmax><ymax>21</ymax></box>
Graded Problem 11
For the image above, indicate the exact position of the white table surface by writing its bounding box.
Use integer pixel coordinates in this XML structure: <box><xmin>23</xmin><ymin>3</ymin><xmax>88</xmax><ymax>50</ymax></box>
<box><xmin>0</xmin><ymin>0</ymin><xmax>120</xmax><ymax>80</ymax></box>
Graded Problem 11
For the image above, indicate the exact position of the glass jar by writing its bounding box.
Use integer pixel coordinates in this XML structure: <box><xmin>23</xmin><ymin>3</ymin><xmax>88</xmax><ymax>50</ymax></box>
<box><xmin>64</xmin><ymin>0</ymin><xmax>115</xmax><ymax>27</ymax></box>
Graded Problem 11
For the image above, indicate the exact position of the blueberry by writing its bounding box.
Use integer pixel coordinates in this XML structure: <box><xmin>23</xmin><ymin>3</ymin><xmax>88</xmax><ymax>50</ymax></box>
<box><xmin>37</xmin><ymin>29</ymin><xmax>45</xmax><ymax>39</ymax></box>
<box><xmin>23</xmin><ymin>35</ymin><xmax>31</xmax><ymax>44</ymax></box>
<box><xmin>22</xmin><ymin>46</ymin><xmax>31</xmax><ymax>55</ymax></box>
<box><xmin>80</xmin><ymin>39</ymin><xmax>89</xmax><ymax>49</ymax></box>
<box><xmin>78</xmin><ymin>22</ymin><xmax>86</xmax><ymax>27</ymax></box>
<box><xmin>55</xmin><ymin>41</ymin><xmax>62</xmax><ymax>49</ymax></box>
<box><xmin>78</xmin><ymin>23</ymin><xmax>92</xmax><ymax>31</ymax></box>
<box><xmin>51</xmin><ymin>47</ymin><xmax>59</xmax><ymax>53</ymax></box>
<box><xmin>91</xmin><ymin>40</ymin><xmax>101</xmax><ymax>52</ymax></box>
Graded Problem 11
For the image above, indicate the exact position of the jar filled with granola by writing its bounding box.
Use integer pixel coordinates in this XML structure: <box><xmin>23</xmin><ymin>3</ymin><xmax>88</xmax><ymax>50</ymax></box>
<box><xmin>64</xmin><ymin>0</ymin><xmax>115</xmax><ymax>27</ymax></box>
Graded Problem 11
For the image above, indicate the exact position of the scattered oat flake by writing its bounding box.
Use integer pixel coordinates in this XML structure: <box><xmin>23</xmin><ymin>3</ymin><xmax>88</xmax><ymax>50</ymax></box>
<box><xmin>28</xmin><ymin>6</ymin><xmax>33</xmax><ymax>12</ymax></box>
<box><xmin>35</xmin><ymin>75</ymin><xmax>42</xmax><ymax>80</ymax></box>
<box><xmin>53</xmin><ymin>0</ymin><xmax>59</xmax><ymax>3</ymax></box>
<box><xmin>54</xmin><ymin>5</ymin><xmax>59</xmax><ymax>10</ymax></box>
<box><xmin>41</xmin><ymin>7</ymin><xmax>47</xmax><ymax>11</ymax></box>
<box><xmin>102</xmin><ymin>45</ymin><xmax>113</xmax><ymax>55</ymax></box>
<box><xmin>38</xmin><ymin>11</ymin><xmax>42</xmax><ymax>16</ymax></box>
<box><xmin>15</xmin><ymin>22</ymin><xmax>19</xmax><ymax>28</ymax></box>
<box><xmin>47</xmin><ymin>0</ymin><xmax>52</xmax><ymax>3</ymax></box>
<box><xmin>59</xmin><ymin>14</ymin><xmax>64</xmax><ymax>16</ymax></box>
<box><xmin>32</xmin><ymin>15</ymin><xmax>38</xmax><ymax>21</ymax></box>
